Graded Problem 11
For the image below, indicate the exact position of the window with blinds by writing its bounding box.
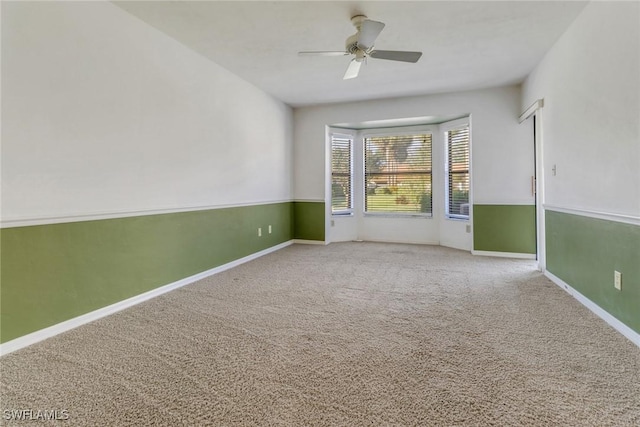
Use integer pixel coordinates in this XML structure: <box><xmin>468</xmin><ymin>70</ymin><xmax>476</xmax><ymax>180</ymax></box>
<box><xmin>331</xmin><ymin>135</ymin><xmax>353</xmax><ymax>214</ymax></box>
<box><xmin>364</xmin><ymin>134</ymin><xmax>432</xmax><ymax>215</ymax></box>
<box><xmin>445</xmin><ymin>126</ymin><xmax>470</xmax><ymax>219</ymax></box>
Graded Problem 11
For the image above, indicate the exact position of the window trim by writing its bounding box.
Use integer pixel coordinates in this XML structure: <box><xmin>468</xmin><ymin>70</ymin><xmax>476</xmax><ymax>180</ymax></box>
<box><xmin>443</xmin><ymin>121</ymin><xmax>471</xmax><ymax>221</ymax></box>
<box><xmin>330</xmin><ymin>132</ymin><xmax>354</xmax><ymax>216</ymax></box>
<box><xmin>362</xmin><ymin>128</ymin><xmax>434</xmax><ymax>218</ymax></box>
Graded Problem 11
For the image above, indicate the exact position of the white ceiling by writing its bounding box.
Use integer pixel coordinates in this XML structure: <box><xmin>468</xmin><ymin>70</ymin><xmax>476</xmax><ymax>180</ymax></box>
<box><xmin>114</xmin><ymin>1</ymin><xmax>587</xmax><ymax>107</ymax></box>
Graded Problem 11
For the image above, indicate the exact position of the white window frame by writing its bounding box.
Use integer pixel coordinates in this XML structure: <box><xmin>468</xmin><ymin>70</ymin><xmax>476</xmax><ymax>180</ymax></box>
<box><xmin>329</xmin><ymin>131</ymin><xmax>354</xmax><ymax>216</ymax></box>
<box><xmin>360</xmin><ymin>126</ymin><xmax>435</xmax><ymax>218</ymax></box>
<box><xmin>442</xmin><ymin>118</ymin><xmax>471</xmax><ymax>221</ymax></box>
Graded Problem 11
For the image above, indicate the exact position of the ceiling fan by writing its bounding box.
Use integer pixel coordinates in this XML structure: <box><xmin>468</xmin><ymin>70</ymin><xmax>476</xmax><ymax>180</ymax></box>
<box><xmin>298</xmin><ymin>15</ymin><xmax>422</xmax><ymax>80</ymax></box>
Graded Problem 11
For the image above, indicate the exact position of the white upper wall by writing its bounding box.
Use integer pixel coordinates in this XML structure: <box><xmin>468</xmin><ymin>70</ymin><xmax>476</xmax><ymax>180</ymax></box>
<box><xmin>294</xmin><ymin>85</ymin><xmax>534</xmax><ymax>205</ymax></box>
<box><xmin>1</xmin><ymin>2</ymin><xmax>293</xmax><ymax>222</ymax></box>
<box><xmin>523</xmin><ymin>1</ymin><xmax>640</xmax><ymax>217</ymax></box>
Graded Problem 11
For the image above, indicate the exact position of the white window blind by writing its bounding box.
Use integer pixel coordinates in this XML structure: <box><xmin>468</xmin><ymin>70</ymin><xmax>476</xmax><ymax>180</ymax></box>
<box><xmin>446</xmin><ymin>126</ymin><xmax>470</xmax><ymax>219</ymax></box>
<box><xmin>331</xmin><ymin>135</ymin><xmax>352</xmax><ymax>214</ymax></box>
<box><xmin>364</xmin><ymin>134</ymin><xmax>432</xmax><ymax>215</ymax></box>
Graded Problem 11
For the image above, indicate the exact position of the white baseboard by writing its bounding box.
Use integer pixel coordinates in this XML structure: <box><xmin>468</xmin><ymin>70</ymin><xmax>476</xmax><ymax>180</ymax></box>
<box><xmin>472</xmin><ymin>250</ymin><xmax>536</xmax><ymax>259</ymax></box>
<box><xmin>292</xmin><ymin>239</ymin><xmax>327</xmax><ymax>245</ymax></box>
<box><xmin>0</xmin><ymin>241</ymin><xmax>293</xmax><ymax>356</ymax></box>
<box><xmin>545</xmin><ymin>271</ymin><xmax>640</xmax><ymax>348</ymax></box>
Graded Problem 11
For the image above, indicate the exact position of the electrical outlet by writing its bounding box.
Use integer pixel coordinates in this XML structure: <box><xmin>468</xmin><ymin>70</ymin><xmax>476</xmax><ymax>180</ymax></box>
<box><xmin>466</xmin><ymin>224</ymin><xmax>471</xmax><ymax>233</ymax></box>
<box><xmin>614</xmin><ymin>271</ymin><xmax>622</xmax><ymax>290</ymax></box>
<box><xmin>268</xmin><ymin>225</ymin><xmax>272</xmax><ymax>234</ymax></box>
<box><xmin>258</xmin><ymin>227</ymin><xmax>262</xmax><ymax>237</ymax></box>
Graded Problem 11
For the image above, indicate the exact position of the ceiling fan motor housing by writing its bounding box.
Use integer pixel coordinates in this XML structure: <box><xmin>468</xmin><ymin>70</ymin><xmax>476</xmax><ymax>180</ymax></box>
<box><xmin>345</xmin><ymin>34</ymin><xmax>360</xmax><ymax>54</ymax></box>
<box><xmin>346</xmin><ymin>15</ymin><xmax>370</xmax><ymax>58</ymax></box>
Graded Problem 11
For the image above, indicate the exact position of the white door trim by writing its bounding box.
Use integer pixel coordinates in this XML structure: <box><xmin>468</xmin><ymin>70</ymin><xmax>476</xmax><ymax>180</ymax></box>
<box><xmin>521</xmin><ymin>99</ymin><xmax>545</xmax><ymax>271</ymax></box>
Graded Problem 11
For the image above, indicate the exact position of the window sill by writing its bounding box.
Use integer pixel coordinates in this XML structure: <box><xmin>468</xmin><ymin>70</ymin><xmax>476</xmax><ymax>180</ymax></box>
<box><xmin>332</xmin><ymin>212</ymin><xmax>354</xmax><ymax>217</ymax></box>
<box><xmin>364</xmin><ymin>213</ymin><xmax>433</xmax><ymax>219</ymax></box>
<box><xmin>445</xmin><ymin>216</ymin><xmax>469</xmax><ymax>221</ymax></box>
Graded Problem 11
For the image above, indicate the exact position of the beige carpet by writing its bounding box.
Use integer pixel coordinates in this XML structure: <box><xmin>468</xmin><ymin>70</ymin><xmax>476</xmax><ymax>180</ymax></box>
<box><xmin>1</xmin><ymin>242</ymin><xmax>639</xmax><ymax>426</ymax></box>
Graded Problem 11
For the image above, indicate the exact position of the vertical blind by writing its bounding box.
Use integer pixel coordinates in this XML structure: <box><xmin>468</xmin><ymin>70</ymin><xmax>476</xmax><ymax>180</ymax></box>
<box><xmin>446</xmin><ymin>126</ymin><xmax>470</xmax><ymax>218</ymax></box>
<box><xmin>364</xmin><ymin>134</ymin><xmax>432</xmax><ymax>215</ymax></box>
<box><xmin>331</xmin><ymin>135</ymin><xmax>352</xmax><ymax>213</ymax></box>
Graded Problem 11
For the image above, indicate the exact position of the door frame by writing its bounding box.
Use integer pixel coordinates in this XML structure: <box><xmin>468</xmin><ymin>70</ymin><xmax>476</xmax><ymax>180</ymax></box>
<box><xmin>520</xmin><ymin>99</ymin><xmax>545</xmax><ymax>271</ymax></box>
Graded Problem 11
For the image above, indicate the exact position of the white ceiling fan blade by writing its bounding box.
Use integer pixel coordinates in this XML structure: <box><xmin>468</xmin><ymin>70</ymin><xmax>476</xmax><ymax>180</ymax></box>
<box><xmin>369</xmin><ymin>50</ymin><xmax>422</xmax><ymax>63</ymax></box>
<box><xmin>298</xmin><ymin>51</ymin><xmax>349</xmax><ymax>56</ymax></box>
<box><xmin>357</xmin><ymin>19</ymin><xmax>385</xmax><ymax>50</ymax></box>
<box><xmin>343</xmin><ymin>59</ymin><xmax>362</xmax><ymax>80</ymax></box>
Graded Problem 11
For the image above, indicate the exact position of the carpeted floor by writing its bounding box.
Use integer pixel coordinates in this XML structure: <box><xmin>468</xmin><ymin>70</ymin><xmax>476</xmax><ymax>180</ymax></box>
<box><xmin>1</xmin><ymin>242</ymin><xmax>639</xmax><ymax>426</ymax></box>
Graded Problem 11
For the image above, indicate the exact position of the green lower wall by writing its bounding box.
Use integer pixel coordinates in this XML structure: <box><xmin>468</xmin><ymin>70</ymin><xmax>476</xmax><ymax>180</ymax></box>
<box><xmin>293</xmin><ymin>201</ymin><xmax>325</xmax><ymax>241</ymax></box>
<box><xmin>0</xmin><ymin>202</ymin><xmax>293</xmax><ymax>343</ymax></box>
<box><xmin>546</xmin><ymin>210</ymin><xmax>640</xmax><ymax>334</ymax></box>
<box><xmin>473</xmin><ymin>204</ymin><xmax>536</xmax><ymax>254</ymax></box>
